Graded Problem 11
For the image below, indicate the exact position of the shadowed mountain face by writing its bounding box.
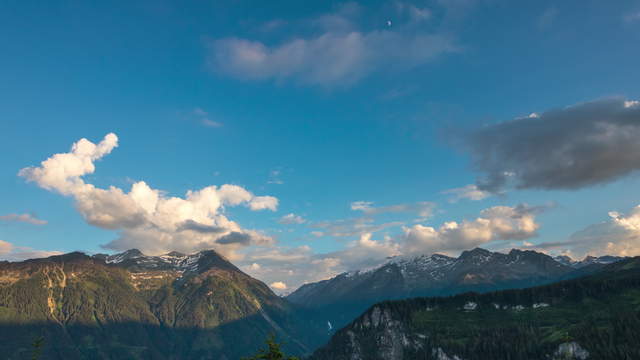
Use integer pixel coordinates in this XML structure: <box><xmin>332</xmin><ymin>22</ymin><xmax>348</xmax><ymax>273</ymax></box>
<box><xmin>287</xmin><ymin>248</ymin><xmax>623</xmax><ymax>339</ymax></box>
<box><xmin>0</xmin><ymin>250</ymin><xmax>313</xmax><ymax>359</ymax></box>
<box><xmin>310</xmin><ymin>257</ymin><xmax>640</xmax><ymax>360</ymax></box>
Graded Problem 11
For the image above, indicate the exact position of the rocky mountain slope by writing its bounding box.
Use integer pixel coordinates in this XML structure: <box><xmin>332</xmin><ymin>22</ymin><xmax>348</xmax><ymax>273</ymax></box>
<box><xmin>0</xmin><ymin>249</ymin><xmax>313</xmax><ymax>359</ymax></box>
<box><xmin>288</xmin><ymin>248</ymin><xmax>622</xmax><ymax>336</ymax></box>
<box><xmin>310</xmin><ymin>257</ymin><xmax>640</xmax><ymax>360</ymax></box>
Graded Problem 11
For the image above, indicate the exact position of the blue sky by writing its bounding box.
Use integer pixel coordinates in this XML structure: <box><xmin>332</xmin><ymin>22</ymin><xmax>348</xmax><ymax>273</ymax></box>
<box><xmin>2</xmin><ymin>0</ymin><xmax>640</xmax><ymax>292</ymax></box>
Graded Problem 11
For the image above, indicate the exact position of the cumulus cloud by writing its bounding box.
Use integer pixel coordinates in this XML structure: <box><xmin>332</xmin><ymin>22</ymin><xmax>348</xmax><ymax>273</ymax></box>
<box><xmin>465</xmin><ymin>97</ymin><xmax>640</xmax><ymax>192</ymax></box>
<box><xmin>248</xmin><ymin>196</ymin><xmax>279</xmax><ymax>211</ymax></box>
<box><xmin>0</xmin><ymin>240</ymin><xmax>62</xmax><ymax>262</ymax></box>
<box><xmin>19</xmin><ymin>134</ymin><xmax>278</xmax><ymax>259</ymax></box>
<box><xmin>350</xmin><ymin>200</ymin><xmax>435</xmax><ymax>219</ymax></box>
<box><xmin>441</xmin><ymin>184</ymin><xmax>491</xmax><ymax>202</ymax></box>
<box><xmin>400</xmin><ymin>204</ymin><xmax>542</xmax><ymax>254</ymax></box>
<box><xmin>0</xmin><ymin>213</ymin><xmax>47</xmax><ymax>225</ymax></box>
<box><xmin>0</xmin><ymin>240</ymin><xmax>12</xmax><ymax>255</ymax></box>
<box><xmin>278</xmin><ymin>213</ymin><xmax>306</xmax><ymax>225</ymax></box>
<box><xmin>269</xmin><ymin>281</ymin><xmax>288</xmax><ymax>290</ymax></box>
<box><xmin>207</xmin><ymin>3</ymin><xmax>458</xmax><ymax>86</ymax></box>
<box><xmin>564</xmin><ymin>205</ymin><xmax>640</xmax><ymax>258</ymax></box>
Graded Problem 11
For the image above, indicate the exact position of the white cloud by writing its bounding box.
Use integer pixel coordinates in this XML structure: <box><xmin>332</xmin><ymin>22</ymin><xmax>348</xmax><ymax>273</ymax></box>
<box><xmin>350</xmin><ymin>201</ymin><xmax>373</xmax><ymax>211</ymax></box>
<box><xmin>278</xmin><ymin>213</ymin><xmax>306</xmax><ymax>225</ymax></box>
<box><xmin>241</xmin><ymin>232</ymin><xmax>400</xmax><ymax>293</ymax></box>
<box><xmin>19</xmin><ymin>133</ymin><xmax>119</xmax><ymax>195</ymax></box>
<box><xmin>441</xmin><ymin>184</ymin><xmax>491</xmax><ymax>202</ymax></box>
<box><xmin>19</xmin><ymin>133</ymin><xmax>278</xmax><ymax>259</ymax></box>
<box><xmin>0</xmin><ymin>240</ymin><xmax>62</xmax><ymax>261</ymax></box>
<box><xmin>207</xmin><ymin>4</ymin><xmax>458</xmax><ymax>86</ymax></box>
<box><xmin>0</xmin><ymin>240</ymin><xmax>12</xmax><ymax>255</ymax></box>
<box><xmin>400</xmin><ymin>204</ymin><xmax>540</xmax><ymax>255</ymax></box>
<box><xmin>202</xmin><ymin>119</ymin><xmax>223</xmax><ymax>128</ymax></box>
<box><xmin>0</xmin><ymin>213</ymin><xmax>47</xmax><ymax>225</ymax></box>
<box><xmin>249</xmin><ymin>196</ymin><xmax>279</xmax><ymax>211</ymax></box>
<box><xmin>192</xmin><ymin>108</ymin><xmax>223</xmax><ymax>128</ymax></box>
<box><xmin>269</xmin><ymin>281</ymin><xmax>288</xmax><ymax>290</ymax></box>
<box><xmin>566</xmin><ymin>205</ymin><xmax>640</xmax><ymax>257</ymax></box>
<box><xmin>625</xmin><ymin>100</ymin><xmax>639</xmax><ymax>108</ymax></box>
<box><xmin>350</xmin><ymin>200</ymin><xmax>435</xmax><ymax>219</ymax></box>
<box><xmin>243</xmin><ymin>204</ymin><xmax>543</xmax><ymax>292</ymax></box>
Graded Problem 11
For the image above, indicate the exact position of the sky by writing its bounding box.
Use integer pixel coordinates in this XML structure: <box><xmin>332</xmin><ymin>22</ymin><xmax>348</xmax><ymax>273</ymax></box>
<box><xmin>2</xmin><ymin>0</ymin><xmax>640</xmax><ymax>293</ymax></box>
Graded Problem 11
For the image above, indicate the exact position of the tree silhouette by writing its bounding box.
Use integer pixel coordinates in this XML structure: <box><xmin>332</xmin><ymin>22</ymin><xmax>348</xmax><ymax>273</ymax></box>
<box><xmin>242</xmin><ymin>334</ymin><xmax>299</xmax><ymax>360</ymax></box>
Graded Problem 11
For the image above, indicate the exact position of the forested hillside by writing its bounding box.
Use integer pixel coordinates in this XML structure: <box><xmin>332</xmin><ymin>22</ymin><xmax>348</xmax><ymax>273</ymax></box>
<box><xmin>311</xmin><ymin>257</ymin><xmax>640</xmax><ymax>360</ymax></box>
<box><xmin>288</xmin><ymin>248</ymin><xmax>619</xmax><ymax>341</ymax></box>
<box><xmin>0</xmin><ymin>250</ymin><xmax>315</xmax><ymax>360</ymax></box>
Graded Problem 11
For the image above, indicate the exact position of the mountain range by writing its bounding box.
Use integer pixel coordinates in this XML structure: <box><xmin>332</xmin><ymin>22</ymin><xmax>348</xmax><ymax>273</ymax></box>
<box><xmin>310</xmin><ymin>256</ymin><xmax>640</xmax><ymax>359</ymax></box>
<box><xmin>0</xmin><ymin>247</ymin><xmax>626</xmax><ymax>359</ymax></box>
<box><xmin>287</xmin><ymin>248</ymin><xmax>623</xmax><ymax>337</ymax></box>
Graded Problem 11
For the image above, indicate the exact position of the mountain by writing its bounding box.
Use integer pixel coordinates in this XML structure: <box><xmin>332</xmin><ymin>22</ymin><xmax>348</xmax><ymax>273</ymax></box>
<box><xmin>0</xmin><ymin>249</ymin><xmax>314</xmax><ymax>359</ymax></box>
<box><xmin>554</xmin><ymin>254</ymin><xmax>625</xmax><ymax>269</ymax></box>
<box><xmin>310</xmin><ymin>257</ymin><xmax>640</xmax><ymax>360</ymax></box>
<box><xmin>288</xmin><ymin>248</ymin><xmax>601</xmax><ymax>336</ymax></box>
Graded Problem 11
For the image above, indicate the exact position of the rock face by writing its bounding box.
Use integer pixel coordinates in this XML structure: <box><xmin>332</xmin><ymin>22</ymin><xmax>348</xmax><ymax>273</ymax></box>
<box><xmin>288</xmin><ymin>248</ymin><xmax>601</xmax><ymax>337</ymax></box>
<box><xmin>0</xmin><ymin>250</ymin><xmax>311</xmax><ymax>359</ymax></box>
<box><xmin>552</xmin><ymin>342</ymin><xmax>590</xmax><ymax>360</ymax></box>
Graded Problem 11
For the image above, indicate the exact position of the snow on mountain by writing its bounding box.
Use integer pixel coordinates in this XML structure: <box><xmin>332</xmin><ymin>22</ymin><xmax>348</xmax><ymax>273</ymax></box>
<box><xmin>553</xmin><ymin>254</ymin><xmax>626</xmax><ymax>268</ymax></box>
<box><xmin>100</xmin><ymin>249</ymin><xmax>204</xmax><ymax>273</ymax></box>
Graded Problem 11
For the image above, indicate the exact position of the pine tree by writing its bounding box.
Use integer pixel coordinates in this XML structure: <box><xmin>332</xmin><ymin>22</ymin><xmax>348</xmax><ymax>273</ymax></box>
<box><xmin>242</xmin><ymin>334</ymin><xmax>299</xmax><ymax>360</ymax></box>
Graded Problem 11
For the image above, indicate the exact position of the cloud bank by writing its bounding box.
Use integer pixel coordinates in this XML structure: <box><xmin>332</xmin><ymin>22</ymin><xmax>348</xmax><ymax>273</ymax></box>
<box><xmin>401</xmin><ymin>204</ymin><xmax>541</xmax><ymax>254</ymax></box>
<box><xmin>466</xmin><ymin>98</ymin><xmax>640</xmax><ymax>192</ymax></box>
<box><xmin>243</xmin><ymin>203</ymin><xmax>542</xmax><ymax>292</ymax></box>
<box><xmin>566</xmin><ymin>205</ymin><xmax>640</xmax><ymax>258</ymax></box>
<box><xmin>19</xmin><ymin>133</ymin><xmax>278</xmax><ymax>259</ymax></box>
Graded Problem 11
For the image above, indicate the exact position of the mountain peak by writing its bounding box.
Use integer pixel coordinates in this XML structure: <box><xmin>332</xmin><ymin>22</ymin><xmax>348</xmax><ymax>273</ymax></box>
<box><xmin>34</xmin><ymin>251</ymin><xmax>91</xmax><ymax>263</ymax></box>
<box><xmin>459</xmin><ymin>247</ymin><xmax>494</xmax><ymax>262</ymax></box>
<box><xmin>165</xmin><ymin>251</ymin><xmax>185</xmax><ymax>257</ymax></box>
<box><xmin>96</xmin><ymin>248</ymin><xmax>241</xmax><ymax>275</ymax></box>
<box><xmin>463</xmin><ymin>247</ymin><xmax>493</xmax><ymax>255</ymax></box>
<box><xmin>104</xmin><ymin>249</ymin><xmax>144</xmax><ymax>264</ymax></box>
